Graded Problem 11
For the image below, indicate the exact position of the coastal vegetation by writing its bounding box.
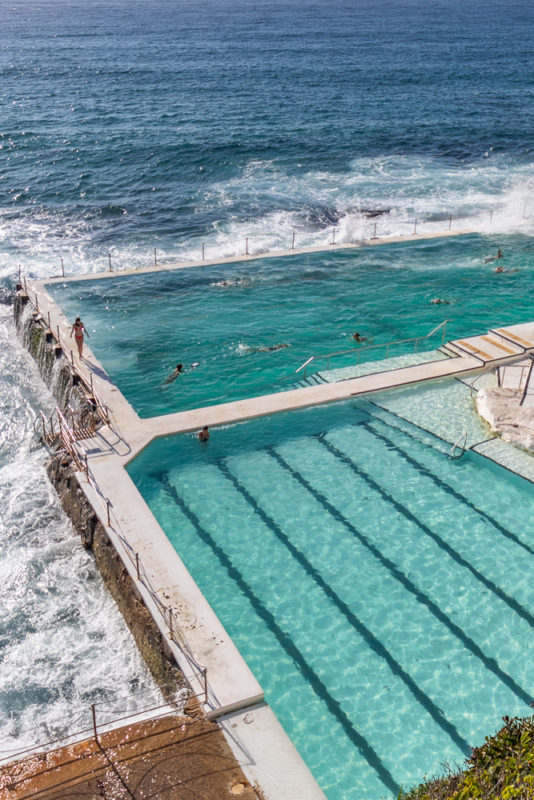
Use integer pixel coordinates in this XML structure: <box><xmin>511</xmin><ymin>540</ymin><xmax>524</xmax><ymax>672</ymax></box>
<box><xmin>401</xmin><ymin>716</ymin><xmax>534</xmax><ymax>800</ymax></box>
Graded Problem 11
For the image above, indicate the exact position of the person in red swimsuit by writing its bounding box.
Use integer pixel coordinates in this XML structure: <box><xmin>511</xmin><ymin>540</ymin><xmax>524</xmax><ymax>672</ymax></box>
<box><xmin>70</xmin><ymin>316</ymin><xmax>89</xmax><ymax>358</ymax></box>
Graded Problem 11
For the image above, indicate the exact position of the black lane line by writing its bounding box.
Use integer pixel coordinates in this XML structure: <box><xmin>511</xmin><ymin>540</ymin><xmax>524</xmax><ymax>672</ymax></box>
<box><xmin>217</xmin><ymin>462</ymin><xmax>472</xmax><ymax>758</ymax></box>
<box><xmin>268</xmin><ymin>448</ymin><xmax>533</xmax><ymax>708</ymax></box>
<box><xmin>156</xmin><ymin>473</ymin><xmax>401</xmax><ymax>797</ymax></box>
<box><xmin>364</xmin><ymin>413</ymin><xmax>534</xmax><ymax>559</ymax></box>
<box><xmin>318</xmin><ymin>435</ymin><xmax>534</xmax><ymax>634</ymax></box>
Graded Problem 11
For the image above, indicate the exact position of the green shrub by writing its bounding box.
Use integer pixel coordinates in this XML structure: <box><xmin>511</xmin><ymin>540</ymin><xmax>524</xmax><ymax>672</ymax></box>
<box><xmin>399</xmin><ymin>716</ymin><xmax>534</xmax><ymax>800</ymax></box>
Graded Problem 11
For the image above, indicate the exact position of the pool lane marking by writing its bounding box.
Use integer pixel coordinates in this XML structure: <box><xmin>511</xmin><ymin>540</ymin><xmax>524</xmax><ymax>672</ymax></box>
<box><xmin>155</xmin><ymin>473</ymin><xmax>402</xmax><ymax>798</ymax></box>
<box><xmin>216</xmin><ymin>463</ymin><xmax>472</xmax><ymax>758</ymax></box>
<box><xmin>267</xmin><ymin>448</ymin><xmax>533</xmax><ymax>709</ymax></box>
<box><xmin>318</xmin><ymin>435</ymin><xmax>534</xmax><ymax>634</ymax></box>
<box><xmin>363</xmin><ymin>412</ymin><xmax>534</xmax><ymax>559</ymax></box>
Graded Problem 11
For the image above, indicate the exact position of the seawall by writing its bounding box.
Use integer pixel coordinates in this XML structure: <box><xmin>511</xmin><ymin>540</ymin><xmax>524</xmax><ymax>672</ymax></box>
<box><xmin>13</xmin><ymin>292</ymin><xmax>188</xmax><ymax>699</ymax></box>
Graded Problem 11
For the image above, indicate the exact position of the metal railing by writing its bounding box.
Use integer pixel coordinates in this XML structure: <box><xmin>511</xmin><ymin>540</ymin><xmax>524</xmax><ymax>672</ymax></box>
<box><xmin>519</xmin><ymin>355</ymin><xmax>534</xmax><ymax>406</ymax></box>
<box><xmin>22</xmin><ymin>285</ymin><xmax>110</xmax><ymax>427</ymax></box>
<box><xmin>449</xmin><ymin>431</ymin><xmax>468</xmax><ymax>459</ymax></box>
<box><xmin>19</xmin><ymin>210</ymin><xmax>488</xmax><ymax>280</ymax></box>
<box><xmin>295</xmin><ymin>320</ymin><xmax>451</xmax><ymax>379</ymax></box>
<box><xmin>0</xmin><ymin>686</ymin><xmax>203</xmax><ymax>767</ymax></box>
<box><xmin>34</xmin><ymin>406</ymin><xmax>209</xmax><ymax>708</ymax></box>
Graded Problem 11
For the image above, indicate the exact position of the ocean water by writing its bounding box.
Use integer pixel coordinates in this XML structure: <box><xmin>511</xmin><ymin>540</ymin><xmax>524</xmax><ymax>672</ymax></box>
<box><xmin>2</xmin><ymin>0</ymin><xmax>534</xmax><ymax>787</ymax></box>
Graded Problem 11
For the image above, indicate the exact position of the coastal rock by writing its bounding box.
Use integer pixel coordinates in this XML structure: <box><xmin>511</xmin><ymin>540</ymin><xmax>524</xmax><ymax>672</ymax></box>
<box><xmin>46</xmin><ymin>452</ymin><xmax>188</xmax><ymax>697</ymax></box>
<box><xmin>476</xmin><ymin>387</ymin><xmax>534</xmax><ymax>451</ymax></box>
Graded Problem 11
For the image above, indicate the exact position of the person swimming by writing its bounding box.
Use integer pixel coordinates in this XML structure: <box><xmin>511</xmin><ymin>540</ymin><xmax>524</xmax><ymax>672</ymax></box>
<box><xmin>484</xmin><ymin>249</ymin><xmax>504</xmax><ymax>264</ymax></box>
<box><xmin>164</xmin><ymin>363</ymin><xmax>183</xmax><ymax>384</ymax></box>
<box><xmin>198</xmin><ymin>425</ymin><xmax>210</xmax><ymax>442</ymax></box>
<box><xmin>353</xmin><ymin>332</ymin><xmax>367</xmax><ymax>343</ymax></box>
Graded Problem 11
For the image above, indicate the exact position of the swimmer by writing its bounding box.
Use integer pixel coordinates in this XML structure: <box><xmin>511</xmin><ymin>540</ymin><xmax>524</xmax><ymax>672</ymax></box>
<box><xmin>70</xmin><ymin>316</ymin><xmax>89</xmax><ymax>358</ymax></box>
<box><xmin>353</xmin><ymin>332</ymin><xmax>367</xmax><ymax>343</ymax></box>
<box><xmin>494</xmin><ymin>265</ymin><xmax>504</xmax><ymax>273</ymax></box>
<box><xmin>484</xmin><ymin>249</ymin><xmax>504</xmax><ymax>264</ymax></box>
<box><xmin>198</xmin><ymin>425</ymin><xmax>210</xmax><ymax>442</ymax></box>
<box><xmin>164</xmin><ymin>363</ymin><xmax>183</xmax><ymax>384</ymax></box>
<box><xmin>430</xmin><ymin>297</ymin><xmax>450</xmax><ymax>305</ymax></box>
<box><xmin>254</xmin><ymin>343</ymin><xmax>289</xmax><ymax>353</ymax></box>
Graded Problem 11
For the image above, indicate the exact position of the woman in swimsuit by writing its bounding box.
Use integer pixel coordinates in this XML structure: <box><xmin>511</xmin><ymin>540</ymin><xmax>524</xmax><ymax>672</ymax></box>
<box><xmin>70</xmin><ymin>316</ymin><xmax>89</xmax><ymax>358</ymax></box>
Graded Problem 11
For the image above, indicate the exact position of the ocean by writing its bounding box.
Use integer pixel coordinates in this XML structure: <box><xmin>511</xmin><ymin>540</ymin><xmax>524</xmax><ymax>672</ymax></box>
<box><xmin>1</xmin><ymin>0</ymin><xmax>534</xmax><ymax>788</ymax></box>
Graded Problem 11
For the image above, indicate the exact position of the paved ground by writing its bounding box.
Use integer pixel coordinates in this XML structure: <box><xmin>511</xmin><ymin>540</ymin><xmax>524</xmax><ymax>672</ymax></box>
<box><xmin>0</xmin><ymin>715</ymin><xmax>261</xmax><ymax>800</ymax></box>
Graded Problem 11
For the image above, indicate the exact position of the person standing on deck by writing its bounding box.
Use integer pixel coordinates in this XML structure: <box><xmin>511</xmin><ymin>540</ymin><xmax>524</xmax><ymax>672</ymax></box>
<box><xmin>70</xmin><ymin>317</ymin><xmax>89</xmax><ymax>358</ymax></box>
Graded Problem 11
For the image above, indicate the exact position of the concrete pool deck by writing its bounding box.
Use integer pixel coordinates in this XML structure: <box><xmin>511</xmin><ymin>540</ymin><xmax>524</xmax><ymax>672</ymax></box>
<box><xmin>42</xmin><ymin>227</ymin><xmax>476</xmax><ymax>283</ymax></box>
<box><xmin>19</xmin><ymin>266</ymin><xmax>534</xmax><ymax>800</ymax></box>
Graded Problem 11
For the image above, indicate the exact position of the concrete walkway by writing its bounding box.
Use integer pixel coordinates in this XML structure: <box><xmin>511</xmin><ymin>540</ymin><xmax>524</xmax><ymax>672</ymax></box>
<box><xmin>42</xmin><ymin>228</ymin><xmax>476</xmax><ymax>284</ymax></box>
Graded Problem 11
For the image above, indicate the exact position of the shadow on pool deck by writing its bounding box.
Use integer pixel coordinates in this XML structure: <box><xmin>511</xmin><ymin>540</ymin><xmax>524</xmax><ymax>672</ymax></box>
<box><xmin>0</xmin><ymin>715</ymin><xmax>261</xmax><ymax>800</ymax></box>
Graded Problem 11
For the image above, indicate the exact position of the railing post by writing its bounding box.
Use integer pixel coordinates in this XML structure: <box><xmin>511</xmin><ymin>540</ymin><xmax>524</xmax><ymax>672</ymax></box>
<box><xmin>154</xmin><ymin>247</ymin><xmax>157</xmax><ymax>266</ymax></box>
<box><xmin>291</xmin><ymin>232</ymin><xmax>295</xmax><ymax>250</ymax></box>
<box><xmin>136</xmin><ymin>552</ymin><xmax>140</xmax><ymax>580</ymax></box>
<box><xmin>245</xmin><ymin>238</ymin><xmax>249</xmax><ymax>256</ymax></box>
<box><xmin>331</xmin><ymin>228</ymin><xmax>336</xmax><ymax>245</ymax></box>
<box><xmin>85</xmin><ymin>453</ymin><xmax>89</xmax><ymax>474</ymax></box>
<box><xmin>108</xmin><ymin>252</ymin><xmax>112</xmax><ymax>272</ymax></box>
<box><xmin>202</xmin><ymin>243</ymin><xmax>205</xmax><ymax>260</ymax></box>
<box><xmin>413</xmin><ymin>219</ymin><xmax>418</xmax><ymax>235</ymax></box>
<box><xmin>106</xmin><ymin>499</ymin><xmax>111</xmax><ymax>526</ymax></box>
<box><xmin>35</xmin><ymin>295</ymin><xmax>39</xmax><ymax>313</ymax></box>
<box><xmin>490</xmin><ymin>209</ymin><xmax>493</xmax><ymax>224</ymax></box>
<box><xmin>371</xmin><ymin>222</ymin><xmax>378</xmax><ymax>240</ymax></box>
<box><xmin>70</xmin><ymin>350</ymin><xmax>75</xmax><ymax>367</ymax></box>
<box><xmin>47</xmin><ymin>311</ymin><xmax>51</xmax><ymax>329</ymax></box>
<box><xmin>169</xmin><ymin>607</ymin><xmax>173</xmax><ymax>638</ymax></box>
<box><xmin>448</xmin><ymin>214</ymin><xmax>452</xmax><ymax>230</ymax></box>
<box><xmin>61</xmin><ymin>258</ymin><xmax>65</xmax><ymax>277</ymax></box>
<box><xmin>520</xmin><ymin>356</ymin><xmax>534</xmax><ymax>406</ymax></box>
<box><xmin>90</xmin><ymin>372</ymin><xmax>94</xmax><ymax>393</ymax></box>
<box><xmin>91</xmin><ymin>703</ymin><xmax>100</xmax><ymax>746</ymax></box>
<box><xmin>203</xmin><ymin>667</ymin><xmax>208</xmax><ymax>703</ymax></box>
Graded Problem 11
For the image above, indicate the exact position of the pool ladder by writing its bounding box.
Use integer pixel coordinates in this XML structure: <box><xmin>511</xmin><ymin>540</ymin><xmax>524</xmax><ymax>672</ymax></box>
<box><xmin>449</xmin><ymin>431</ymin><xmax>468</xmax><ymax>459</ymax></box>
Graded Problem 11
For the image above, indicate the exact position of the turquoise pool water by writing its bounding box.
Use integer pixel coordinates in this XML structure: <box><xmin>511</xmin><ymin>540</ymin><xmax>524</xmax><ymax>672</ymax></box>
<box><xmin>47</xmin><ymin>233</ymin><xmax>534</xmax><ymax>417</ymax></box>
<box><xmin>127</xmin><ymin>382</ymin><xmax>534</xmax><ymax>800</ymax></box>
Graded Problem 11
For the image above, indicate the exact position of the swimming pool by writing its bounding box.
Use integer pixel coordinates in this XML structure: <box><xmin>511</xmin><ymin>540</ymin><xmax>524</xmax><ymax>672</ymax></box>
<box><xmin>127</xmin><ymin>380</ymin><xmax>534</xmax><ymax>799</ymax></box>
<box><xmin>47</xmin><ymin>233</ymin><xmax>534</xmax><ymax>417</ymax></box>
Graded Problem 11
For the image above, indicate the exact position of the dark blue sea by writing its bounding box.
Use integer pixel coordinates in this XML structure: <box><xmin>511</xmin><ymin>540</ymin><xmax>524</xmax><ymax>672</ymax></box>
<box><xmin>2</xmin><ymin>0</ymin><xmax>534</xmax><ymax>794</ymax></box>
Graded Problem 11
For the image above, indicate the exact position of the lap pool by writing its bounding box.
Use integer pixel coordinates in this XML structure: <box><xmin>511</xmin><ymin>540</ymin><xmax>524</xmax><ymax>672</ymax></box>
<box><xmin>46</xmin><ymin>233</ymin><xmax>534</xmax><ymax>417</ymax></box>
<box><xmin>127</xmin><ymin>380</ymin><xmax>534</xmax><ymax>799</ymax></box>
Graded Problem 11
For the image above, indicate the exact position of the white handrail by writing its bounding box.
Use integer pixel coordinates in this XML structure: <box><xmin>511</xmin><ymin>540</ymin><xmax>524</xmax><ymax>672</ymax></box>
<box><xmin>449</xmin><ymin>431</ymin><xmax>468</xmax><ymax>458</ymax></box>
<box><xmin>295</xmin><ymin>356</ymin><xmax>314</xmax><ymax>374</ymax></box>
